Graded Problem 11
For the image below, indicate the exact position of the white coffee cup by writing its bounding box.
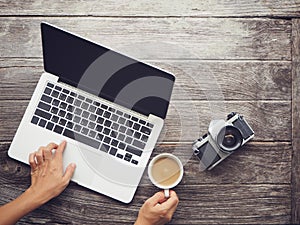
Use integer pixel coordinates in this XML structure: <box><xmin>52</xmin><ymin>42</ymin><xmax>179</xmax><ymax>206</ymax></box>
<box><xmin>148</xmin><ymin>153</ymin><xmax>184</xmax><ymax>198</ymax></box>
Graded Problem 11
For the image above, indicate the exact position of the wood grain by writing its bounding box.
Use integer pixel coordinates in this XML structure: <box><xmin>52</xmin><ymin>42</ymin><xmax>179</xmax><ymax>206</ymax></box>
<box><xmin>292</xmin><ymin>19</ymin><xmax>300</xmax><ymax>224</ymax></box>
<box><xmin>0</xmin><ymin>58</ymin><xmax>291</xmax><ymax>101</ymax></box>
<box><xmin>0</xmin><ymin>0</ymin><xmax>299</xmax><ymax>17</ymax></box>
<box><xmin>0</xmin><ymin>183</ymin><xmax>290</xmax><ymax>224</ymax></box>
<box><xmin>0</xmin><ymin>141</ymin><xmax>291</xmax><ymax>186</ymax></box>
<box><xmin>0</xmin><ymin>100</ymin><xmax>291</xmax><ymax>142</ymax></box>
<box><xmin>0</xmin><ymin>18</ymin><xmax>291</xmax><ymax>60</ymax></box>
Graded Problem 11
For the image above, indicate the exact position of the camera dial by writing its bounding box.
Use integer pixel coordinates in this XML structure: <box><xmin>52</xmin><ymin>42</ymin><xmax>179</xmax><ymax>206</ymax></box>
<box><xmin>217</xmin><ymin>125</ymin><xmax>242</xmax><ymax>152</ymax></box>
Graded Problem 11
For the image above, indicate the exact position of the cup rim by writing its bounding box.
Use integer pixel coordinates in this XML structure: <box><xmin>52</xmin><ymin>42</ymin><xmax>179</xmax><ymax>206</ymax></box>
<box><xmin>148</xmin><ymin>153</ymin><xmax>184</xmax><ymax>189</ymax></box>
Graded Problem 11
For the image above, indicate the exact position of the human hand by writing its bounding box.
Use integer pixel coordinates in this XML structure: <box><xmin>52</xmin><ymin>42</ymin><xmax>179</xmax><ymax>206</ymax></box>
<box><xmin>27</xmin><ymin>141</ymin><xmax>76</xmax><ymax>205</ymax></box>
<box><xmin>134</xmin><ymin>190</ymin><xmax>179</xmax><ymax>225</ymax></box>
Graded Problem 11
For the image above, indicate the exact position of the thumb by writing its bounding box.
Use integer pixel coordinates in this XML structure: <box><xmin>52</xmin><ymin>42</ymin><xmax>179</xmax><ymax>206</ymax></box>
<box><xmin>62</xmin><ymin>163</ymin><xmax>76</xmax><ymax>183</ymax></box>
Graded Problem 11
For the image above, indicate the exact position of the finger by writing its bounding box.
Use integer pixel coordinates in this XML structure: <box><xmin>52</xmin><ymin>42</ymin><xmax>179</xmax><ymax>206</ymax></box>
<box><xmin>62</xmin><ymin>163</ymin><xmax>76</xmax><ymax>184</ymax></box>
<box><xmin>147</xmin><ymin>191</ymin><xmax>166</xmax><ymax>206</ymax></box>
<box><xmin>29</xmin><ymin>152</ymin><xmax>37</xmax><ymax>172</ymax></box>
<box><xmin>36</xmin><ymin>147</ymin><xmax>44</xmax><ymax>165</ymax></box>
<box><xmin>160</xmin><ymin>190</ymin><xmax>179</xmax><ymax>210</ymax></box>
<box><xmin>43</xmin><ymin>142</ymin><xmax>58</xmax><ymax>160</ymax></box>
<box><xmin>54</xmin><ymin>140</ymin><xmax>67</xmax><ymax>158</ymax></box>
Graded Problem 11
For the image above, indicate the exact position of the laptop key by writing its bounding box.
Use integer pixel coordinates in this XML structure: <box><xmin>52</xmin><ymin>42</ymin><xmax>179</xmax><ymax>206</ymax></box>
<box><xmin>74</xmin><ymin>124</ymin><xmax>81</xmax><ymax>132</ymax></box>
<box><xmin>100</xmin><ymin>143</ymin><xmax>110</xmax><ymax>153</ymax></box>
<box><xmin>131</xmin><ymin>159</ymin><xmax>138</xmax><ymax>165</ymax></box>
<box><xmin>66</xmin><ymin>121</ymin><xmax>74</xmax><ymax>129</ymax></box>
<box><xmin>132</xmin><ymin>140</ymin><xmax>145</xmax><ymax>150</ymax></box>
<box><xmin>58</xmin><ymin>110</ymin><xmax>66</xmax><ymax>117</ymax></box>
<box><xmin>46</xmin><ymin>122</ymin><xmax>54</xmax><ymax>130</ymax></box>
<box><xmin>51</xmin><ymin>115</ymin><xmax>59</xmax><ymax>123</ymax></box>
<box><xmin>96</xmin><ymin>108</ymin><xmax>103</xmax><ymax>116</ymax></box>
<box><xmin>38</xmin><ymin>101</ymin><xmax>51</xmax><ymax>111</ymax></box>
<box><xmin>88</xmin><ymin>122</ymin><xmax>96</xmax><ymax>129</ymax></box>
<box><xmin>109</xmin><ymin>147</ymin><xmax>117</xmax><ymax>156</ymax></box>
<box><xmin>51</xmin><ymin>90</ymin><xmax>59</xmax><ymax>98</ymax></box>
<box><xmin>117</xmin><ymin>133</ymin><xmax>125</xmax><ymax>141</ymax></box>
<box><xmin>47</xmin><ymin>82</ymin><xmax>54</xmax><ymax>88</ymax></box>
<box><xmin>52</xmin><ymin>99</ymin><xmax>60</xmax><ymax>106</ymax></box>
<box><xmin>62</xmin><ymin>89</ymin><xmax>70</xmax><ymax>94</ymax></box>
<box><xmin>80</xmin><ymin>119</ymin><xmax>88</xmax><ymax>126</ymax></box>
<box><xmin>67</xmin><ymin>105</ymin><xmax>74</xmax><ymax>112</ymax></box>
<box><xmin>82</xmin><ymin>111</ymin><xmax>89</xmax><ymax>118</ymax></box>
<box><xmin>59</xmin><ymin>102</ymin><xmax>67</xmax><ymax>110</ymax></box>
<box><xmin>70</xmin><ymin>92</ymin><xmax>77</xmax><ymax>97</ymax></box>
<box><xmin>81</xmin><ymin>102</ymin><xmax>89</xmax><ymax>110</ymax></box>
<box><xmin>104</xmin><ymin>136</ymin><xmax>111</xmax><ymax>144</ymax></box>
<box><xmin>96</xmin><ymin>133</ymin><xmax>103</xmax><ymax>141</ymax></box>
<box><xmin>141</xmin><ymin>134</ymin><xmax>149</xmax><ymax>142</ymax></box>
<box><xmin>125</xmin><ymin>137</ymin><xmax>133</xmax><ymax>144</ymax></box>
<box><xmin>139</xmin><ymin>119</ymin><xmax>146</xmax><ymax>125</ymax></box>
<box><xmin>59</xmin><ymin>93</ymin><xmax>67</xmax><ymax>101</ymax></box>
<box><xmin>88</xmin><ymin>130</ymin><xmax>96</xmax><ymax>138</ymax></box>
<box><xmin>147</xmin><ymin>122</ymin><xmax>154</xmax><ymax>128</ymax></box>
<box><xmin>126</xmin><ymin>145</ymin><xmax>142</xmax><ymax>157</ymax></box>
<box><xmin>74</xmin><ymin>108</ymin><xmax>82</xmax><ymax>115</ymax></box>
<box><xmin>133</xmin><ymin>123</ymin><xmax>141</xmax><ymax>131</ymax></box>
<box><xmin>41</xmin><ymin>94</ymin><xmax>52</xmax><ymax>104</ymax></box>
<box><xmin>81</xmin><ymin>128</ymin><xmax>89</xmax><ymax>135</ymax></box>
<box><xmin>59</xmin><ymin>118</ymin><xmax>67</xmax><ymax>126</ymax></box>
<box><xmin>38</xmin><ymin>119</ymin><xmax>46</xmax><ymax>128</ymax></box>
<box><xmin>118</xmin><ymin>142</ymin><xmax>126</xmax><ymax>150</ymax></box>
<box><xmin>51</xmin><ymin>107</ymin><xmax>59</xmax><ymax>114</ymax></box>
<box><xmin>53</xmin><ymin>125</ymin><xmax>63</xmax><ymax>134</ymax></box>
<box><xmin>111</xmin><ymin>139</ymin><xmax>119</xmax><ymax>147</ymax></box>
<box><xmin>88</xmin><ymin>105</ymin><xmax>96</xmax><ymax>113</ymax></box>
<box><xmin>117</xmin><ymin>153</ymin><xmax>123</xmax><ymax>159</ymax></box>
<box><xmin>54</xmin><ymin>85</ymin><xmax>62</xmax><ymax>91</ymax></box>
<box><xmin>134</xmin><ymin>131</ymin><xmax>141</xmax><ymax>139</ymax></box>
<box><xmin>104</xmin><ymin>120</ymin><xmax>112</xmax><ymax>127</ymax></box>
<box><xmin>103</xmin><ymin>111</ymin><xmax>111</xmax><ymax>119</ymax></box>
<box><xmin>103</xmin><ymin>128</ymin><xmax>110</xmax><ymax>135</ymax></box>
<box><xmin>74</xmin><ymin>99</ymin><xmax>82</xmax><ymax>107</ymax></box>
<box><xmin>44</xmin><ymin>87</ymin><xmax>52</xmax><ymax>95</ymax></box>
<box><xmin>31</xmin><ymin>116</ymin><xmax>39</xmax><ymax>125</ymax></box>
<box><xmin>141</xmin><ymin>126</ymin><xmax>151</xmax><ymax>135</ymax></box>
<box><xmin>63</xmin><ymin>128</ymin><xmax>100</xmax><ymax>149</ymax></box>
<box><xmin>73</xmin><ymin>116</ymin><xmax>80</xmax><ymax>123</ymax></box>
<box><xmin>35</xmin><ymin>109</ymin><xmax>51</xmax><ymax>120</ymax></box>
<box><xmin>66</xmin><ymin>96</ymin><xmax>74</xmax><ymax>104</ymax></box>
<box><xmin>96</xmin><ymin>125</ymin><xmax>103</xmax><ymax>132</ymax></box>
<box><xmin>66</xmin><ymin>113</ymin><xmax>73</xmax><ymax>120</ymax></box>
<box><xmin>89</xmin><ymin>114</ymin><xmax>97</xmax><ymax>121</ymax></box>
<box><xmin>97</xmin><ymin>117</ymin><xmax>104</xmax><ymax>124</ymax></box>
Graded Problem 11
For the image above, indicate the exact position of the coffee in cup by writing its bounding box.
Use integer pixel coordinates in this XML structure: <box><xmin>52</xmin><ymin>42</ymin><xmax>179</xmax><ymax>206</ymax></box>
<box><xmin>148</xmin><ymin>153</ymin><xmax>184</xmax><ymax>198</ymax></box>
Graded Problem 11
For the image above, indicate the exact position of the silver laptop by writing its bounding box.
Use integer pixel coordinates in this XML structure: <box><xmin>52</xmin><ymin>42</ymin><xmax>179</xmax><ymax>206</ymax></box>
<box><xmin>8</xmin><ymin>22</ymin><xmax>175</xmax><ymax>203</ymax></box>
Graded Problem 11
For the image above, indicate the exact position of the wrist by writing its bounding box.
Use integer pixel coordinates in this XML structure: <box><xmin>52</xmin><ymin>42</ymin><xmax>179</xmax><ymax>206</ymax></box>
<box><xmin>25</xmin><ymin>186</ymin><xmax>49</xmax><ymax>207</ymax></box>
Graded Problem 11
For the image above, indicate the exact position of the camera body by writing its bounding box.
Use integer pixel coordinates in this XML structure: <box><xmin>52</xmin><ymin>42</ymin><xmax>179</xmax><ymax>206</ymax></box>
<box><xmin>192</xmin><ymin>112</ymin><xmax>254</xmax><ymax>171</ymax></box>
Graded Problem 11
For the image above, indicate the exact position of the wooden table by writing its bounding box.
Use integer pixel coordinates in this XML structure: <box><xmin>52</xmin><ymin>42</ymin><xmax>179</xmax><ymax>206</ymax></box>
<box><xmin>1</xmin><ymin>1</ymin><xmax>300</xmax><ymax>224</ymax></box>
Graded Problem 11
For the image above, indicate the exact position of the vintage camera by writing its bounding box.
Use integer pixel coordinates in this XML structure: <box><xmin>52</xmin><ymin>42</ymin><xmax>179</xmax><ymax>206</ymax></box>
<box><xmin>192</xmin><ymin>112</ymin><xmax>254</xmax><ymax>171</ymax></box>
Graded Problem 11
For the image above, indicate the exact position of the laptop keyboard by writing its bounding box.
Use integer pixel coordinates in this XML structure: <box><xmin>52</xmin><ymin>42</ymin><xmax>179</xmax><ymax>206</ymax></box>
<box><xmin>30</xmin><ymin>82</ymin><xmax>154</xmax><ymax>165</ymax></box>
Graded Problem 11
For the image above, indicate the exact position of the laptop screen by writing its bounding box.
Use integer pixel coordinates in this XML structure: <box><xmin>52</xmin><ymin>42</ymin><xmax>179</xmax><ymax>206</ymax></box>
<box><xmin>41</xmin><ymin>23</ymin><xmax>175</xmax><ymax>119</ymax></box>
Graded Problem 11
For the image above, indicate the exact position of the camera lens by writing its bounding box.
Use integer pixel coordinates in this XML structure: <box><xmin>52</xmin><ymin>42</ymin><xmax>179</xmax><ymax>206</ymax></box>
<box><xmin>217</xmin><ymin>126</ymin><xmax>242</xmax><ymax>152</ymax></box>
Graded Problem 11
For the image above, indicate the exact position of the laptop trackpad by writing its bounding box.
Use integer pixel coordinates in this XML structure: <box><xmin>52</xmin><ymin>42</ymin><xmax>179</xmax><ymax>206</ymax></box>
<box><xmin>77</xmin><ymin>145</ymin><xmax>141</xmax><ymax>187</ymax></box>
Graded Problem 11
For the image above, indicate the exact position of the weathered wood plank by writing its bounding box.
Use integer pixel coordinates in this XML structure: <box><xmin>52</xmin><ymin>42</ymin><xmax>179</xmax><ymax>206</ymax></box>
<box><xmin>0</xmin><ymin>58</ymin><xmax>291</xmax><ymax>101</ymax></box>
<box><xmin>0</xmin><ymin>182</ymin><xmax>291</xmax><ymax>224</ymax></box>
<box><xmin>0</xmin><ymin>141</ymin><xmax>291</xmax><ymax>186</ymax></box>
<box><xmin>0</xmin><ymin>0</ymin><xmax>299</xmax><ymax>17</ymax></box>
<box><xmin>0</xmin><ymin>18</ymin><xmax>291</xmax><ymax>60</ymax></box>
<box><xmin>0</xmin><ymin>100</ymin><xmax>291</xmax><ymax>142</ymax></box>
<box><xmin>292</xmin><ymin>19</ymin><xmax>300</xmax><ymax>224</ymax></box>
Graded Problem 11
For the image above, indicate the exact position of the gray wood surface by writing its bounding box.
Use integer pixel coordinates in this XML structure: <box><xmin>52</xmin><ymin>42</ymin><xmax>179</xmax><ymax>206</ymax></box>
<box><xmin>0</xmin><ymin>0</ymin><xmax>298</xmax><ymax>224</ymax></box>
<box><xmin>292</xmin><ymin>19</ymin><xmax>300</xmax><ymax>224</ymax></box>
<box><xmin>0</xmin><ymin>18</ymin><xmax>291</xmax><ymax>60</ymax></box>
<box><xmin>0</xmin><ymin>0</ymin><xmax>299</xmax><ymax>18</ymax></box>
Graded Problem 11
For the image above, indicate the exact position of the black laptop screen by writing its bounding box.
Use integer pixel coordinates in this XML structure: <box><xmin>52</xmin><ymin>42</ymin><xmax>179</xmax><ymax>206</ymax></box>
<box><xmin>41</xmin><ymin>23</ymin><xmax>175</xmax><ymax>119</ymax></box>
